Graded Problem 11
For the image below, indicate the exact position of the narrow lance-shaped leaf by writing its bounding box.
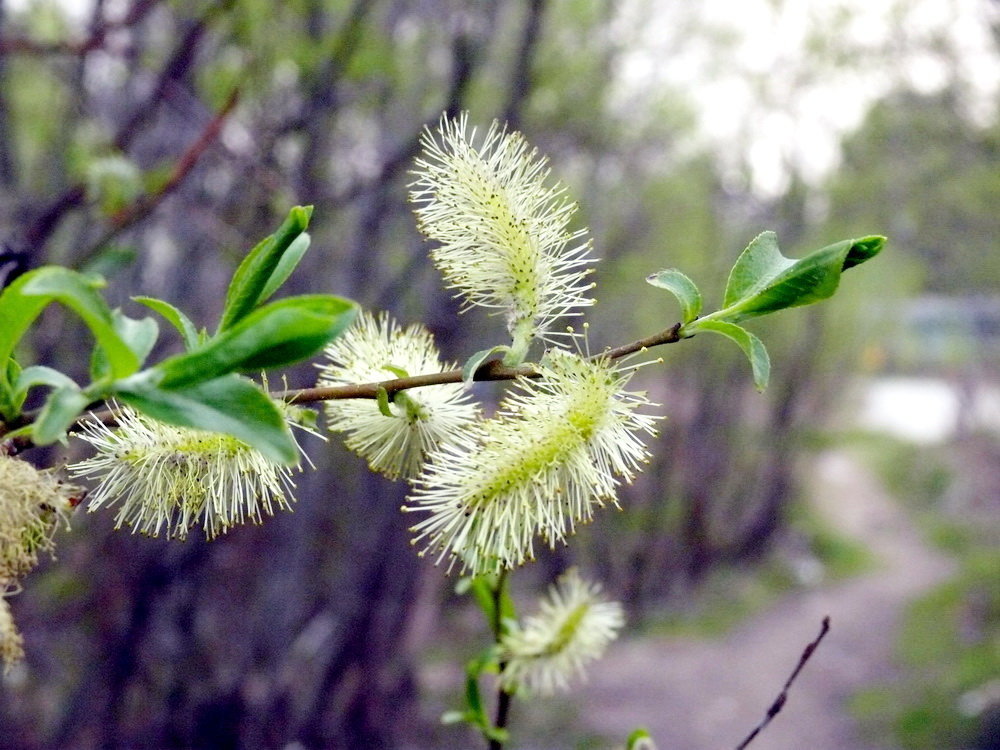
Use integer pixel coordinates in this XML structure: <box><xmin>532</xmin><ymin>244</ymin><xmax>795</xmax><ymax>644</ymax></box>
<box><xmin>0</xmin><ymin>267</ymin><xmax>138</xmax><ymax>383</ymax></box>
<box><xmin>14</xmin><ymin>366</ymin><xmax>79</xmax><ymax>413</ymax></box>
<box><xmin>646</xmin><ymin>268</ymin><xmax>702</xmax><ymax>325</ymax></box>
<box><xmin>32</xmin><ymin>385</ymin><xmax>91</xmax><ymax>445</ymax></box>
<box><xmin>113</xmin><ymin>373</ymin><xmax>298</xmax><ymax>464</ymax></box>
<box><xmin>133</xmin><ymin>296</ymin><xmax>200</xmax><ymax>350</ymax></box>
<box><xmin>218</xmin><ymin>206</ymin><xmax>313</xmax><ymax>332</ymax></box>
<box><xmin>91</xmin><ymin>311</ymin><xmax>159</xmax><ymax>381</ymax></box>
<box><xmin>156</xmin><ymin>295</ymin><xmax>357</xmax><ymax>389</ymax></box>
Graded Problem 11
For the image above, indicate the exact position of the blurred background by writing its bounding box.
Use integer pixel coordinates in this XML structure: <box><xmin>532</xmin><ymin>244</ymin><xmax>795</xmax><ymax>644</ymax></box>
<box><xmin>0</xmin><ymin>0</ymin><xmax>997</xmax><ymax>748</ymax></box>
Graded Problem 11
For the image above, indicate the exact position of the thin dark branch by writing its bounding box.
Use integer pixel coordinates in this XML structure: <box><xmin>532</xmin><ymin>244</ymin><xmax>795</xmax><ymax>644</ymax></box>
<box><xmin>0</xmin><ymin>0</ymin><xmax>163</xmax><ymax>56</ymax></box>
<box><xmin>19</xmin><ymin>0</ymin><xmax>232</xmax><ymax>253</ymax></box>
<box><xmin>734</xmin><ymin>616</ymin><xmax>832</xmax><ymax>750</ymax></box>
<box><xmin>488</xmin><ymin>569</ymin><xmax>512</xmax><ymax>750</ymax></box>
<box><xmin>501</xmin><ymin>0</ymin><xmax>547</xmax><ymax>129</ymax></box>
<box><xmin>281</xmin><ymin>323</ymin><xmax>684</xmax><ymax>405</ymax></box>
<box><xmin>76</xmin><ymin>88</ymin><xmax>240</xmax><ymax>267</ymax></box>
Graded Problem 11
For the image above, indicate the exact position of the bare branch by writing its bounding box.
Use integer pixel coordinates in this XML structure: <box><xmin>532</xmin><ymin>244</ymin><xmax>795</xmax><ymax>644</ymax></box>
<box><xmin>76</xmin><ymin>88</ymin><xmax>241</xmax><ymax>267</ymax></box>
<box><xmin>734</xmin><ymin>616</ymin><xmax>832</xmax><ymax>750</ymax></box>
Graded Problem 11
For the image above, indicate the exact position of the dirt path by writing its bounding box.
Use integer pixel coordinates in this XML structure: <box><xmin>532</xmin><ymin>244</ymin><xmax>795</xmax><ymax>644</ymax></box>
<box><xmin>577</xmin><ymin>451</ymin><xmax>956</xmax><ymax>749</ymax></box>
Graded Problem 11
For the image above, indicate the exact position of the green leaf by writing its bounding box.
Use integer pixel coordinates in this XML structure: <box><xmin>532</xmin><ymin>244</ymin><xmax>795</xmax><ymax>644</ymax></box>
<box><xmin>257</xmin><ymin>233</ymin><xmax>311</xmax><ymax>303</ymax></box>
<box><xmin>464</xmin><ymin>664</ymin><xmax>485</xmax><ymax>718</ymax></box>
<box><xmin>690</xmin><ymin>319</ymin><xmax>771</xmax><ymax>392</ymax></box>
<box><xmin>218</xmin><ymin>206</ymin><xmax>313</xmax><ymax>332</ymax></box>
<box><xmin>646</xmin><ymin>268</ymin><xmax>703</xmax><ymax>324</ymax></box>
<box><xmin>156</xmin><ymin>295</ymin><xmax>357</xmax><ymax>389</ymax></box>
<box><xmin>376</xmin><ymin>386</ymin><xmax>394</xmax><ymax>417</ymax></box>
<box><xmin>462</xmin><ymin>346</ymin><xmax>510</xmax><ymax>384</ymax></box>
<box><xmin>718</xmin><ymin>233</ymin><xmax>886</xmax><ymax>322</ymax></box>
<box><xmin>15</xmin><ymin>365</ymin><xmax>79</xmax><ymax>396</ymax></box>
<box><xmin>0</xmin><ymin>359</ymin><xmax>23</xmax><ymax>420</ymax></box>
<box><xmin>91</xmin><ymin>311</ymin><xmax>159</xmax><ymax>380</ymax></box>
<box><xmin>113</xmin><ymin>373</ymin><xmax>297</xmax><ymax>464</ymax></box>
<box><xmin>32</xmin><ymin>385</ymin><xmax>91</xmax><ymax>445</ymax></box>
<box><xmin>133</xmin><ymin>296</ymin><xmax>200</xmax><ymax>350</ymax></box>
<box><xmin>626</xmin><ymin>728</ymin><xmax>655</xmax><ymax>750</ymax></box>
<box><xmin>1</xmin><ymin>266</ymin><xmax>139</xmax><ymax>378</ymax></box>
<box><xmin>723</xmin><ymin>231</ymin><xmax>788</xmax><ymax>308</ymax></box>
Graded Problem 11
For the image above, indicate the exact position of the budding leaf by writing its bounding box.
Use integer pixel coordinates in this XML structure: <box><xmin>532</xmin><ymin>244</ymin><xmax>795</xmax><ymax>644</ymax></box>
<box><xmin>720</xmin><ymin>232</ymin><xmax>885</xmax><ymax>322</ymax></box>
<box><xmin>133</xmin><ymin>296</ymin><xmax>200</xmax><ymax>350</ymax></box>
<box><xmin>690</xmin><ymin>319</ymin><xmax>770</xmax><ymax>392</ymax></box>
<box><xmin>218</xmin><ymin>206</ymin><xmax>313</xmax><ymax>332</ymax></box>
<box><xmin>91</xmin><ymin>311</ymin><xmax>159</xmax><ymax>381</ymax></box>
<box><xmin>156</xmin><ymin>295</ymin><xmax>357</xmax><ymax>388</ymax></box>
<box><xmin>462</xmin><ymin>345</ymin><xmax>511</xmax><ymax>384</ymax></box>
<box><xmin>646</xmin><ymin>268</ymin><xmax>702</xmax><ymax>324</ymax></box>
<box><xmin>14</xmin><ymin>366</ymin><xmax>79</xmax><ymax>406</ymax></box>
<box><xmin>32</xmin><ymin>385</ymin><xmax>91</xmax><ymax>445</ymax></box>
<box><xmin>0</xmin><ymin>267</ymin><xmax>139</xmax><ymax>380</ymax></box>
<box><xmin>114</xmin><ymin>373</ymin><xmax>297</xmax><ymax>464</ymax></box>
<box><xmin>626</xmin><ymin>728</ymin><xmax>655</xmax><ymax>750</ymax></box>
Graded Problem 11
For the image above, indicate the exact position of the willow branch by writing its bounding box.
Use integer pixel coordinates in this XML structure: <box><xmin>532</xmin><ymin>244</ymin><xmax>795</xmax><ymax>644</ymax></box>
<box><xmin>734</xmin><ymin>616</ymin><xmax>832</xmax><ymax>750</ymax></box>
<box><xmin>1</xmin><ymin>323</ymin><xmax>685</xmax><ymax>454</ymax></box>
<box><xmin>279</xmin><ymin>323</ymin><xmax>684</xmax><ymax>405</ymax></box>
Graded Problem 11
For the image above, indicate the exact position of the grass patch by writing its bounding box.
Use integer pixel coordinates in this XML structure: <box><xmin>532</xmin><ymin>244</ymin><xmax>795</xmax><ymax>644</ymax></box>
<box><xmin>642</xmin><ymin>558</ymin><xmax>798</xmax><ymax>638</ymax></box>
<box><xmin>845</xmin><ymin>431</ymin><xmax>1000</xmax><ymax>750</ymax></box>
<box><xmin>788</xmin><ymin>501</ymin><xmax>878</xmax><ymax>580</ymax></box>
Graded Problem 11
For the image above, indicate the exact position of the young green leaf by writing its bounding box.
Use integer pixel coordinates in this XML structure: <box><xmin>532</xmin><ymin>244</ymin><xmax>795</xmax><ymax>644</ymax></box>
<box><xmin>646</xmin><ymin>268</ymin><xmax>702</xmax><ymax>324</ymax></box>
<box><xmin>626</xmin><ymin>728</ymin><xmax>656</xmax><ymax>750</ymax></box>
<box><xmin>113</xmin><ymin>373</ymin><xmax>298</xmax><ymax>464</ymax></box>
<box><xmin>0</xmin><ymin>267</ymin><xmax>135</xmax><ymax>382</ymax></box>
<box><xmin>133</xmin><ymin>296</ymin><xmax>200</xmax><ymax>350</ymax></box>
<box><xmin>218</xmin><ymin>206</ymin><xmax>314</xmax><ymax>332</ymax></box>
<box><xmin>717</xmin><ymin>233</ymin><xmax>885</xmax><ymax>322</ymax></box>
<box><xmin>462</xmin><ymin>345</ymin><xmax>511</xmax><ymax>384</ymax></box>
<box><xmin>256</xmin><ymin>233</ymin><xmax>311</xmax><ymax>303</ymax></box>
<box><xmin>690</xmin><ymin>319</ymin><xmax>771</xmax><ymax>392</ymax></box>
<box><xmin>156</xmin><ymin>295</ymin><xmax>357</xmax><ymax>388</ymax></box>
<box><xmin>15</xmin><ymin>365</ymin><xmax>79</xmax><ymax>398</ymax></box>
<box><xmin>3</xmin><ymin>267</ymin><xmax>140</xmax><ymax>378</ymax></box>
<box><xmin>91</xmin><ymin>312</ymin><xmax>159</xmax><ymax>381</ymax></box>
<box><xmin>32</xmin><ymin>385</ymin><xmax>91</xmax><ymax>445</ymax></box>
<box><xmin>0</xmin><ymin>358</ymin><xmax>22</xmax><ymax>420</ymax></box>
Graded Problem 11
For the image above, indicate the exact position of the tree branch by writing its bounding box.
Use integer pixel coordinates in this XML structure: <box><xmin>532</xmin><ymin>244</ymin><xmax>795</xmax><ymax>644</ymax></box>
<box><xmin>0</xmin><ymin>323</ymin><xmax>686</xmax><ymax>455</ymax></box>
<box><xmin>0</xmin><ymin>0</ymin><xmax>163</xmax><ymax>56</ymax></box>
<box><xmin>734</xmin><ymin>616</ymin><xmax>831</xmax><ymax>750</ymax></box>
<box><xmin>75</xmin><ymin>88</ymin><xmax>241</xmax><ymax>268</ymax></box>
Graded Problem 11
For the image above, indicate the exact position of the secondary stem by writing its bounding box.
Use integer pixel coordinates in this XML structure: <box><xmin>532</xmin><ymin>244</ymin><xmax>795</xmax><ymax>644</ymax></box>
<box><xmin>1</xmin><ymin>323</ymin><xmax>685</xmax><ymax>453</ymax></box>
<box><xmin>279</xmin><ymin>322</ymin><xmax>685</xmax><ymax>406</ymax></box>
<box><xmin>488</xmin><ymin>569</ymin><xmax>512</xmax><ymax>750</ymax></box>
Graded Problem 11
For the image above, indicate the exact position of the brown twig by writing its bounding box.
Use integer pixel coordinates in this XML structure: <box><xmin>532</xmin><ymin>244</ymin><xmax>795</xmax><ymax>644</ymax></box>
<box><xmin>76</xmin><ymin>88</ymin><xmax>241</xmax><ymax>267</ymax></box>
<box><xmin>0</xmin><ymin>0</ymin><xmax>163</xmax><ymax>56</ymax></box>
<box><xmin>734</xmin><ymin>616</ymin><xmax>832</xmax><ymax>750</ymax></box>
<box><xmin>1</xmin><ymin>324</ymin><xmax>686</xmax><ymax>455</ymax></box>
